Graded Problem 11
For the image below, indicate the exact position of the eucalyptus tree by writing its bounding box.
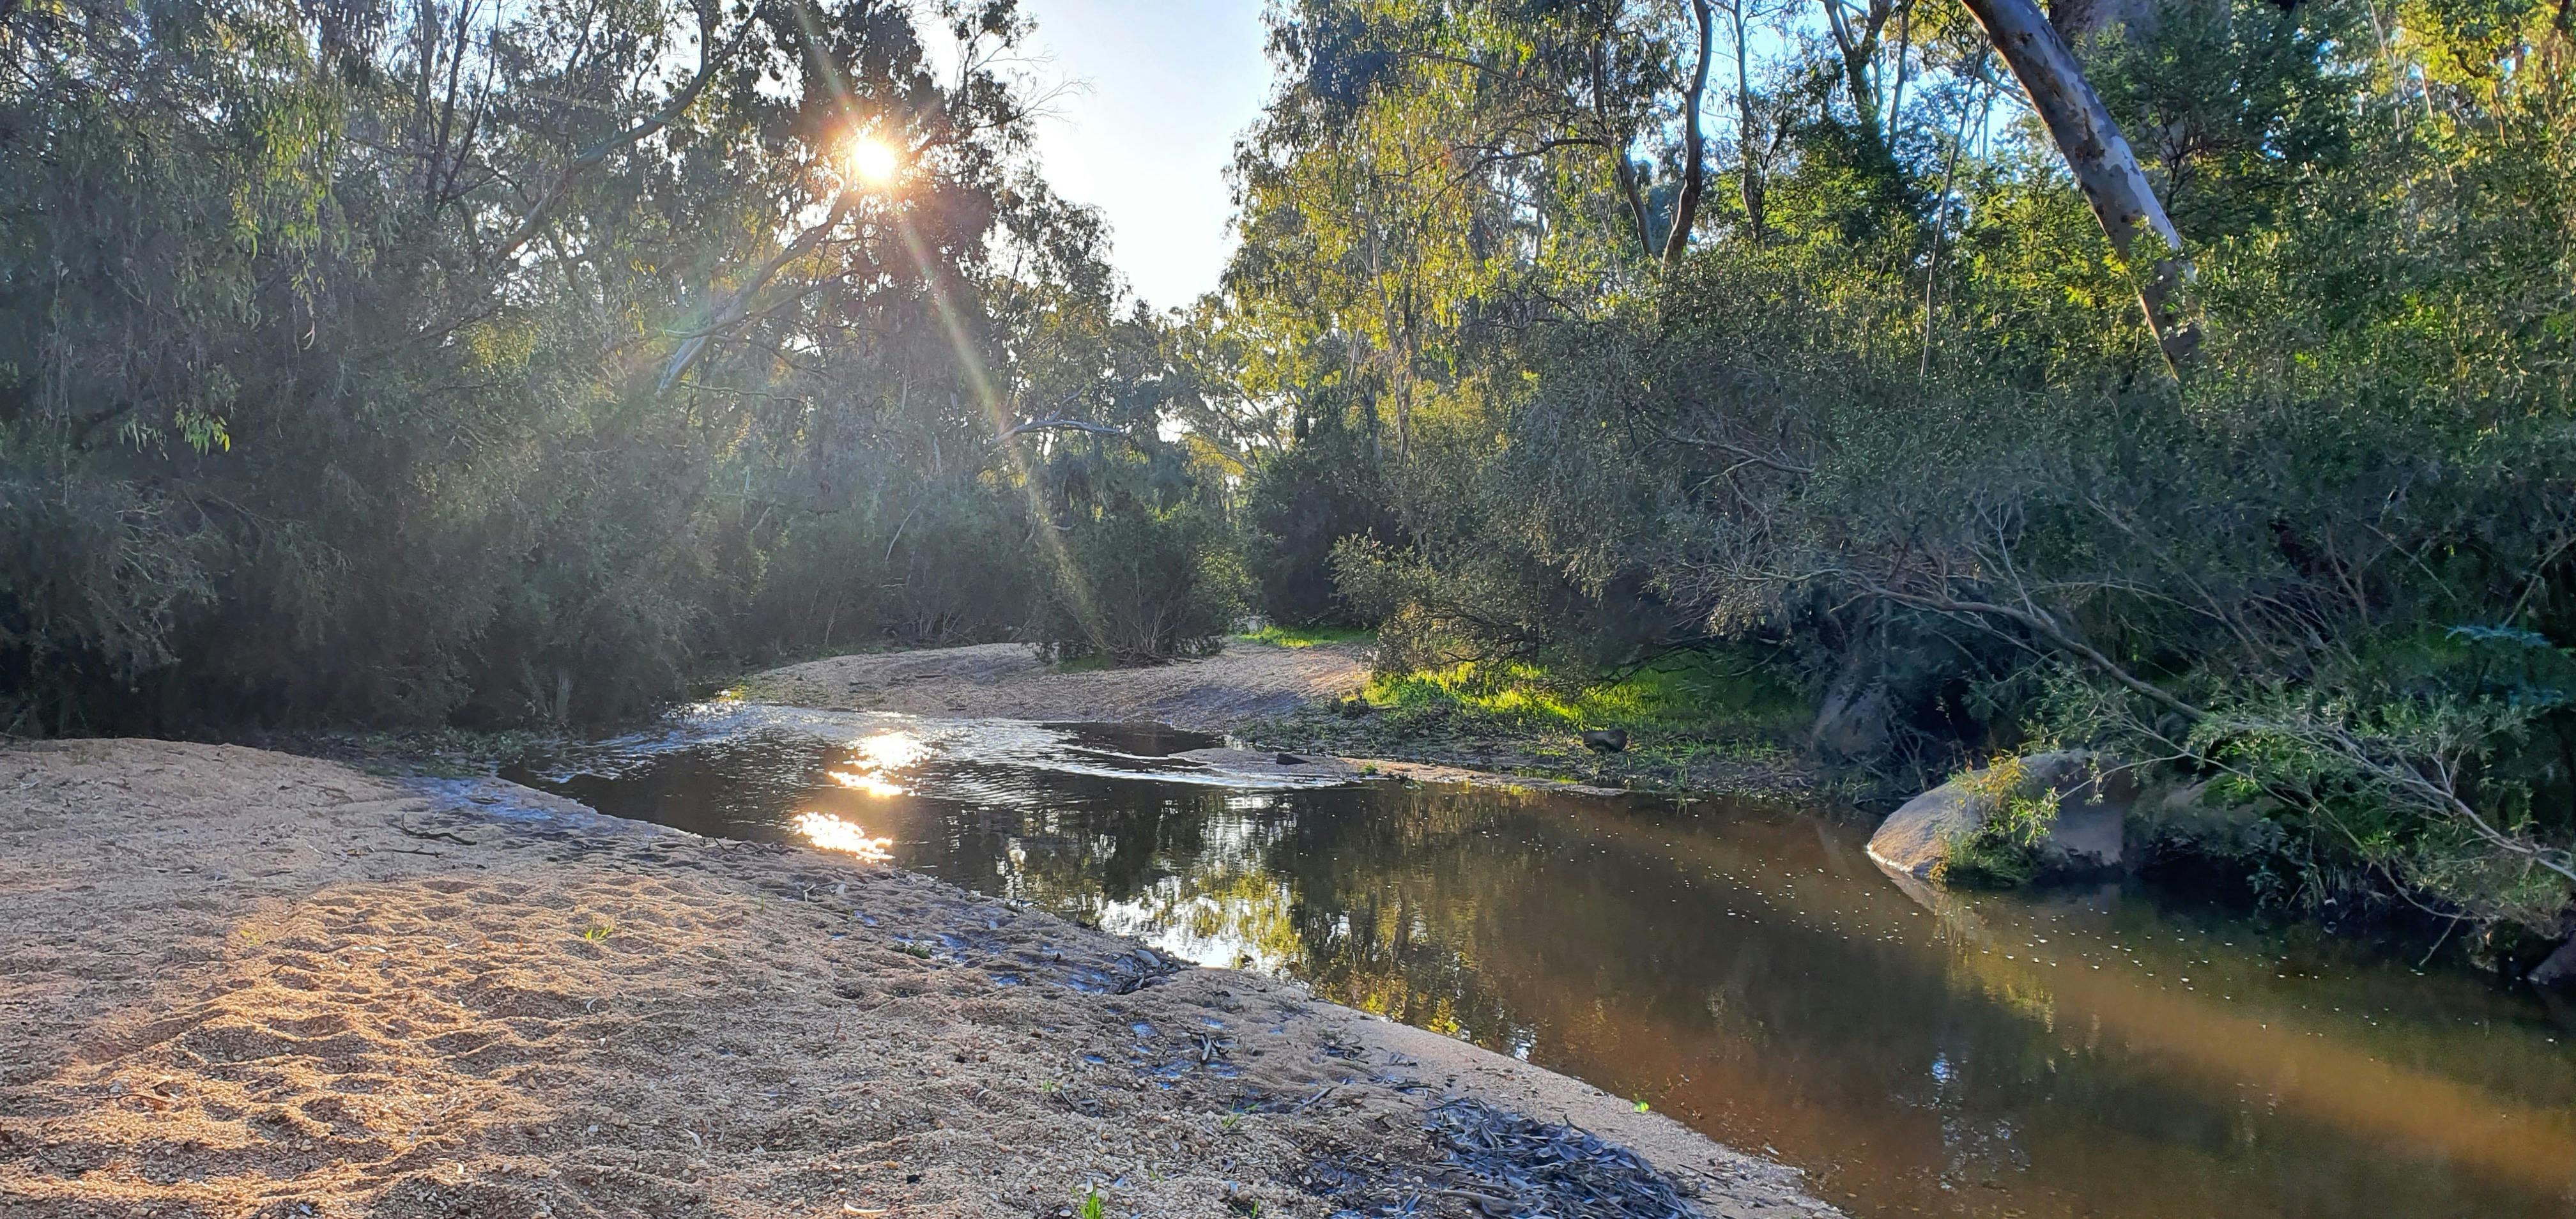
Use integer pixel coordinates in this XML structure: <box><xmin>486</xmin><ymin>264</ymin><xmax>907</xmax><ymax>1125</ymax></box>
<box><xmin>0</xmin><ymin>0</ymin><xmax>1154</xmax><ymax>726</ymax></box>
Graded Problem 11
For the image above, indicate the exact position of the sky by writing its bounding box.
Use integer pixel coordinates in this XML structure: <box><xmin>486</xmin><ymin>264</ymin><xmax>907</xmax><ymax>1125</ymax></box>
<box><xmin>1011</xmin><ymin>1</ymin><xmax>1275</xmax><ymax>312</ymax></box>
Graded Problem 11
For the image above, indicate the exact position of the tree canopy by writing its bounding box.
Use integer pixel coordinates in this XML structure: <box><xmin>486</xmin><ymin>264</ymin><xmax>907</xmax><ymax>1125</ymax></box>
<box><xmin>5</xmin><ymin>0</ymin><xmax>2576</xmax><ymax>940</ymax></box>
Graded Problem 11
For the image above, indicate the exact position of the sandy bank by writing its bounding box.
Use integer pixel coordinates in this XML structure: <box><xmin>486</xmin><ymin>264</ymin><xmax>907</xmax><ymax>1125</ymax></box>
<box><xmin>742</xmin><ymin>643</ymin><xmax>1373</xmax><ymax>733</ymax></box>
<box><xmin>740</xmin><ymin>643</ymin><xmax>1643</xmax><ymax>798</ymax></box>
<box><xmin>0</xmin><ymin>739</ymin><xmax>1832</xmax><ymax>1218</ymax></box>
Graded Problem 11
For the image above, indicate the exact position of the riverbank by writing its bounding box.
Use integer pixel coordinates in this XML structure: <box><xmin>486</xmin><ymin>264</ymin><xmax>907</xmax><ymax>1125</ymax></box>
<box><xmin>741</xmin><ymin>641</ymin><xmax>1376</xmax><ymax>733</ymax></box>
<box><xmin>0</xmin><ymin>738</ymin><xmax>1835</xmax><ymax>1218</ymax></box>
<box><xmin>743</xmin><ymin>641</ymin><xmax>1813</xmax><ymax>800</ymax></box>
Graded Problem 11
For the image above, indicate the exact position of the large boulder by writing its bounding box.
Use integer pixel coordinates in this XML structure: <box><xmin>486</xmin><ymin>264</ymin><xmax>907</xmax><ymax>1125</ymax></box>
<box><xmin>1866</xmin><ymin>750</ymin><xmax>2134</xmax><ymax>881</ymax></box>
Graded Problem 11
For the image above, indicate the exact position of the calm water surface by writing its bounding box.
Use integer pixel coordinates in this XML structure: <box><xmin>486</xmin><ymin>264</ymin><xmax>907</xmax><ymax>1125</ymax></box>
<box><xmin>503</xmin><ymin>703</ymin><xmax>2576</xmax><ymax>1219</ymax></box>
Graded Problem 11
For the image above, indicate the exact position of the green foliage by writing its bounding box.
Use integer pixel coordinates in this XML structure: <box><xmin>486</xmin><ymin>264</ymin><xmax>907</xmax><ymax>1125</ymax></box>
<box><xmin>1225</xmin><ymin>0</ymin><xmax>2576</xmax><ymax>939</ymax></box>
<box><xmin>1239</xmin><ymin>624</ymin><xmax>1375</xmax><ymax>649</ymax></box>
<box><xmin>10</xmin><ymin>0</ymin><xmax>2576</xmax><ymax>953</ymax></box>
<box><xmin>1242</xmin><ymin>413</ymin><xmax>1399</xmax><ymax>626</ymax></box>
<box><xmin>0</xmin><ymin>0</ymin><xmax>1245</xmax><ymax>732</ymax></box>
<box><xmin>1029</xmin><ymin>472</ymin><xmax>1250</xmax><ymax>666</ymax></box>
<box><xmin>1933</xmin><ymin>757</ymin><xmax>2066</xmax><ymax>888</ymax></box>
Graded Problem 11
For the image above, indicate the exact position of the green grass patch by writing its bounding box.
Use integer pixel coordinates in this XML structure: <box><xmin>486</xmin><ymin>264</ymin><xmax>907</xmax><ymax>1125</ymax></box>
<box><xmin>1358</xmin><ymin>648</ymin><xmax>1806</xmax><ymax>737</ymax></box>
<box><xmin>1233</xmin><ymin>646</ymin><xmax>1814</xmax><ymax>795</ymax></box>
<box><xmin>1238</xmin><ymin>623</ymin><xmax>1376</xmax><ymax>649</ymax></box>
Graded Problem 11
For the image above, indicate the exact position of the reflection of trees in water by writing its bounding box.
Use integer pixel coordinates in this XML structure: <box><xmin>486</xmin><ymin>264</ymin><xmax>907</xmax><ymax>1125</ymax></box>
<box><xmin>1251</xmin><ymin>788</ymin><xmax>2576</xmax><ymax>1219</ymax></box>
<box><xmin>552</xmin><ymin>739</ymin><xmax>2576</xmax><ymax>1219</ymax></box>
<box><xmin>914</xmin><ymin>779</ymin><xmax>1230</xmax><ymax>913</ymax></box>
<box><xmin>1264</xmin><ymin>785</ymin><xmax>1560</xmax><ymax>1040</ymax></box>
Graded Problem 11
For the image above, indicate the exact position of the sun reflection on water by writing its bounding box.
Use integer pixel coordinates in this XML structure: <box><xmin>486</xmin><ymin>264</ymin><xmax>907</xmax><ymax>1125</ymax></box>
<box><xmin>790</xmin><ymin>811</ymin><xmax>893</xmax><ymax>861</ymax></box>
<box><xmin>827</xmin><ymin>769</ymin><xmax>906</xmax><ymax>797</ymax></box>
<box><xmin>822</xmin><ymin>730</ymin><xmax>924</xmax><ymax>797</ymax></box>
<box><xmin>852</xmin><ymin>731</ymin><xmax>924</xmax><ymax>771</ymax></box>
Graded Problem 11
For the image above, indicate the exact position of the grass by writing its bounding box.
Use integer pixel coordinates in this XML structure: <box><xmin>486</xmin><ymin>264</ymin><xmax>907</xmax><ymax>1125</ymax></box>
<box><xmin>1237</xmin><ymin>623</ymin><xmax>1375</xmax><ymax>649</ymax></box>
<box><xmin>1241</xmin><ymin>647</ymin><xmax>1816</xmax><ymax>796</ymax></box>
<box><xmin>1077</xmin><ymin>1186</ymin><xmax>1105</xmax><ymax>1219</ymax></box>
<box><xmin>1356</xmin><ymin>650</ymin><xmax>1806</xmax><ymax>737</ymax></box>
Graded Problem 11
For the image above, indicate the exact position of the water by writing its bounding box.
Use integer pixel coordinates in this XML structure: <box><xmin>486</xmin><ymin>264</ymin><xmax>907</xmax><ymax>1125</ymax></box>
<box><xmin>502</xmin><ymin>703</ymin><xmax>2576</xmax><ymax>1219</ymax></box>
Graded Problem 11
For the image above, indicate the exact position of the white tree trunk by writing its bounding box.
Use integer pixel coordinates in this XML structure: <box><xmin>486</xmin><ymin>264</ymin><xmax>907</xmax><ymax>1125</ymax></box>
<box><xmin>1959</xmin><ymin>0</ymin><xmax>2200</xmax><ymax>372</ymax></box>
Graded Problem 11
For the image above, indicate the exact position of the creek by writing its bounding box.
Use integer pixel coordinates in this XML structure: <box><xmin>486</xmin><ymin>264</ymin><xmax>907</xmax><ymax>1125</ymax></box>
<box><xmin>502</xmin><ymin>702</ymin><xmax>2576</xmax><ymax>1219</ymax></box>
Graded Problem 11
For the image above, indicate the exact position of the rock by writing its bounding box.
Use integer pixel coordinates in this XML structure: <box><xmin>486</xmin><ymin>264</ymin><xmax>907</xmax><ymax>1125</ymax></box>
<box><xmin>2127</xmin><ymin>776</ymin><xmax>2278</xmax><ymax>860</ymax></box>
<box><xmin>1581</xmin><ymin>728</ymin><xmax>1627</xmax><ymax>754</ymax></box>
<box><xmin>2529</xmin><ymin>939</ymin><xmax>2576</xmax><ymax>988</ymax></box>
<box><xmin>1171</xmin><ymin>747</ymin><xmax>1359</xmax><ymax>783</ymax></box>
<box><xmin>1865</xmin><ymin>750</ymin><xmax>2134</xmax><ymax>882</ymax></box>
<box><xmin>1808</xmin><ymin>679</ymin><xmax>1892</xmax><ymax>761</ymax></box>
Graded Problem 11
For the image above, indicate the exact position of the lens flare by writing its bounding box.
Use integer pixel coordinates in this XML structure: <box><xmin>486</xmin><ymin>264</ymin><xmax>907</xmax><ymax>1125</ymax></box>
<box><xmin>845</xmin><ymin>135</ymin><xmax>901</xmax><ymax>187</ymax></box>
<box><xmin>792</xmin><ymin>811</ymin><xmax>893</xmax><ymax>861</ymax></box>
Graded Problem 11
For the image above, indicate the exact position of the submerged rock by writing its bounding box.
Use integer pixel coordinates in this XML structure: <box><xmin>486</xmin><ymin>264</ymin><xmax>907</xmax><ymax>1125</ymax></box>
<box><xmin>1866</xmin><ymin>749</ymin><xmax>2133</xmax><ymax>882</ymax></box>
<box><xmin>1171</xmin><ymin>747</ymin><xmax>1361</xmax><ymax>783</ymax></box>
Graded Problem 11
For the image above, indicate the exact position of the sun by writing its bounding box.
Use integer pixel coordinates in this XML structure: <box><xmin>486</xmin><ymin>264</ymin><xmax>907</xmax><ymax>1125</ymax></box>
<box><xmin>845</xmin><ymin>135</ymin><xmax>903</xmax><ymax>188</ymax></box>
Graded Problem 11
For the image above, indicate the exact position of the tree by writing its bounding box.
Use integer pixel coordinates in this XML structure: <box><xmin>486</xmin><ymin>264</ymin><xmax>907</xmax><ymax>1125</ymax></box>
<box><xmin>1954</xmin><ymin>0</ymin><xmax>2200</xmax><ymax>372</ymax></box>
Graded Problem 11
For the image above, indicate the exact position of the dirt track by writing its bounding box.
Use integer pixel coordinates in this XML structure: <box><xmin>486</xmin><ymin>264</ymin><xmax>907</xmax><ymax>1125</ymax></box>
<box><xmin>742</xmin><ymin>641</ymin><xmax>1373</xmax><ymax>732</ymax></box>
<box><xmin>0</xmin><ymin>738</ymin><xmax>1832</xmax><ymax>1219</ymax></box>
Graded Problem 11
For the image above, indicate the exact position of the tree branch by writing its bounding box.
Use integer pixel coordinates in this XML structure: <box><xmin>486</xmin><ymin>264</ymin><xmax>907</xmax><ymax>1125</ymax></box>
<box><xmin>1661</xmin><ymin>0</ymin><xmax>1715</xmax><ymax>265</ymax></box>
<box><xmin>493</xmin><ymin>2</ymin><xmax>726</xmax><ymax>263</ymax></box>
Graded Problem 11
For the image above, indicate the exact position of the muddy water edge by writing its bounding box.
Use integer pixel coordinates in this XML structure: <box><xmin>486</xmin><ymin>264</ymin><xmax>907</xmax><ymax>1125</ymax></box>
<box><xmin>500</xmin><ymin>705</ymin><xmax>2576</xmax><ymax>1219</ymax></box>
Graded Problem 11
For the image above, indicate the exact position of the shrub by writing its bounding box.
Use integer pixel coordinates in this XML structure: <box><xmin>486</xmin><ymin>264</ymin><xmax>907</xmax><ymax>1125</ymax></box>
<box><xmin>1032</xmin><ymin>498</ymin><xmax>1249</xmax><ymax>664</ymax></box>
<box><xmin>1932</xmin><ymin>757</ymin><xmax>2066</xmax><ymax>888</ymax></box>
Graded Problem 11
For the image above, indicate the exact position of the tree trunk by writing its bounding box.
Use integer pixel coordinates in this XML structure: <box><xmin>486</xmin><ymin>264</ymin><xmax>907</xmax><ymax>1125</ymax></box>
<box><xmin>1661</xmin><ymin>0</ymin><xmax>1716</xmax><ymax>264</ymax></box>
<box><xmin>1728</xmin><ymin>0</ymin><xmax>1767</xmax><ymax>240</ymax></box>
<box><xmin>1957</xmin><ymin>0</ymin><xmax>2200</xmax><ymax>373</ymax></box>
<box><xmin>1820</xmin><ymin>0</ymin><xmax>1895</xmax><ymax>145</ymax></box>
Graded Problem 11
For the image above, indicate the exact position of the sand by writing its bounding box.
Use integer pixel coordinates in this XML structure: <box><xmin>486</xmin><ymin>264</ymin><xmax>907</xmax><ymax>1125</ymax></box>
<box><xmin>0</xmin><ymin>739</ymin><xmax>1833</xmax><ymax>1219</ymax></box>
<box><xmin>740</xmin><ymin>645</ymin><xmax>1639</xmax><ymax>798</ymax></box>
<box><xmin>740</xmin><ymin>643</ymin><xmax>1373</xmax><ymax>732</ymax></box>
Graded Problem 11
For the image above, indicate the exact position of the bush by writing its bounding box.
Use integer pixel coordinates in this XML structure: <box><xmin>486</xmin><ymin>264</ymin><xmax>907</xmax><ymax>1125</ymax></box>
<box><xmin>1243</xmin><ymin>415</ymin><xmax>1399</xmax><ymax>627</ymax></box>
<box><xmin>1032</xmin><ymin>497</ymin><xmax>1250</xmax><ymax>664</ymax></box>
<box><xmin>1931</xmin><ymin>757</ymin><xmax>2066</xmax><ymax>889</ymax></box>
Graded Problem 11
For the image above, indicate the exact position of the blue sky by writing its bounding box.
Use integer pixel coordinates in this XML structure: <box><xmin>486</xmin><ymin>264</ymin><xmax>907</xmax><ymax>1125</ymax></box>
<box><xmin>1014</xmin><ymin>1</ymin><xmax>1275</xmax><ymax>312</ymax></box>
